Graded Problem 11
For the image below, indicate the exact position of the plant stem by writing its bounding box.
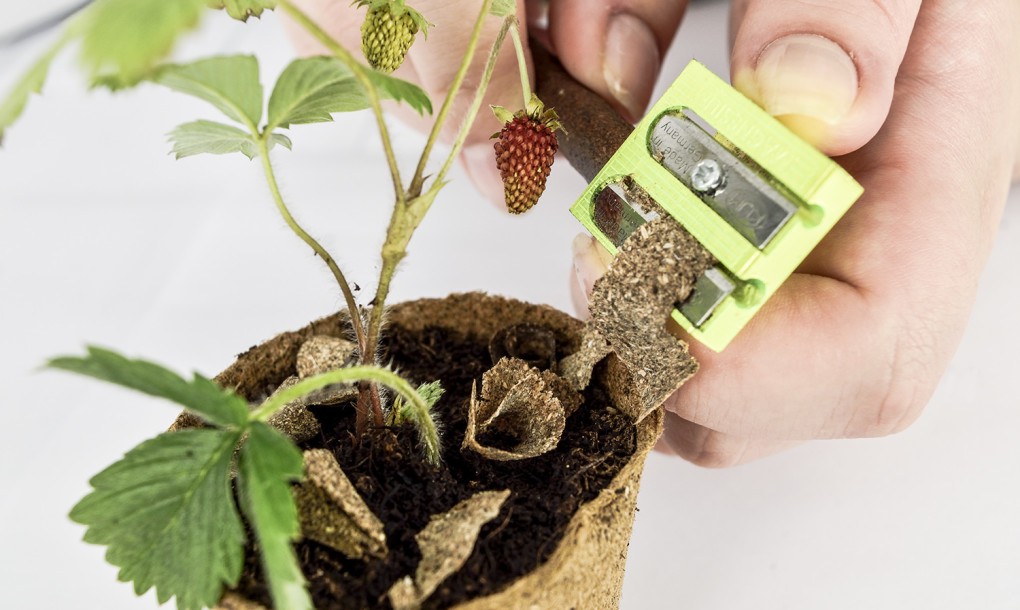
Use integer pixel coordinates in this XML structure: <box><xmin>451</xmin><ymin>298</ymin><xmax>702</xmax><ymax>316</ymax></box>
<box><xmin>277</xmin><ymin>0</ymin><xmax>400</xmax><ymax>434</ymax></box>
<box><xmin>428</xmin><ymin>16</ymin><xmax>514</xmax><ymax>194</ymax></box>
<box><xmin>251</xmin><ymin>365</ymin><xmax>442</xmax><ymax>465</ymax></box>
<box><xmin>509</xmin><ymin>21</ymin><xmax>531</xmax><ymax>106</ymax></box>
<box><xmin>362</xmin><ymin>222</ymin><xmax>404</xmax><ymax>370</ymax></box>
<box><xmin>408</xmin><ymin>0</ymin><xmax>495</xmax><ymax>198</ymax></box>
<box><xmin>277</xmin><ymin>0</ymin><xmax>515</xmax><ymax>440</ymax></box>
<box><xmin>362</xmin><ymin>7</ymin><xmax>512</xmax><ymax>379</ymax></box>
<box><xmin>255</xmin><ymin>135</ymin><xmax>367</xmax><ymax>354</ymax></box>
<box><xmin>277</xmin><ymin>0</ymin><xmax>405</xmax><ymax>206</ymax></box>
<box><xmin>363</xmin><ymin>15</ymin><xmax>515</xmax><ymax>365</ymax></box>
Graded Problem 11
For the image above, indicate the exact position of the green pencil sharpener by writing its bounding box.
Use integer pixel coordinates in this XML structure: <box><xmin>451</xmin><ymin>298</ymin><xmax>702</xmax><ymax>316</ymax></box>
<box><xmin>570</xmin><ymin>60</ymin><xmax>864</xmax><ymax>352</ymax></box>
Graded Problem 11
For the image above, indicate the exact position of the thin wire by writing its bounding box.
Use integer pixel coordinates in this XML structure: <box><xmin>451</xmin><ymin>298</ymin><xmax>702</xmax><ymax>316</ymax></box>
<box><xmin>0</xmin><ymin>1</ymin><xmax>92</xmax><ymax>49</ymax></box>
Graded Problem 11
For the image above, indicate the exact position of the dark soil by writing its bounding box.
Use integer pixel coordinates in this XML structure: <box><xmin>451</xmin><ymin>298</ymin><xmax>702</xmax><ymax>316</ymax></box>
<box><xmin>232</xmin><ymin>323</ymin><xmax>637</xmax><ymax>609</ymax></box>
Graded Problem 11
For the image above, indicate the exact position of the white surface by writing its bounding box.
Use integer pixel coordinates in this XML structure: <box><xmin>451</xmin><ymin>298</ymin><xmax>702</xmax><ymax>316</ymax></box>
<box><xmin>0</xmin><ymin>2</ymin><xmax>1017</xmax><ymax>609</ymax></box>
<box><xmin>0</xmin><ymin>0</ymin><xmax>82</xmax><ymax>41</ymax></box>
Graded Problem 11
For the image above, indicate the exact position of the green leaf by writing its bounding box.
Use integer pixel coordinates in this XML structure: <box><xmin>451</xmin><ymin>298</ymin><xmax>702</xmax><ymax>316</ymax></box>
<box><xmin>267</xmin><ymin>57</ymin><xmax>369</xmax><ymax>131</ymax></box>
<box><xmin>400</xmin><ymin>5</ymin><xmax>434</xmax><ymax>39</ymax></box>
<box><xmin>416</xmin><ymin>380</ymin><xmax>445</xmax><ymax>408</ymax></box>
<box><xmin>167</xmin><ymin>120</ymin><xmax>290</xmax><ymax>160</ymax></box>
<box><xmin>489</xmin><ymin>0</ymin><xmax>516</xmax><ymax>17</ymax></box>
<box><xmin>207</xmin><ymin>0</ymin><xmax>276</xmax><ymax>21</ymax></box>
<box><xmin>392</xmin><ymin>380</ymin><xmax>443</xmax><ymax>422</ymax></box>
<box><xmin>365</xmin><ymin>70</ymin><xmax>432</xmax><ymax>116</ymax></box>
<box><xmin>489</xmin><ymin>104</ymin><xmax>515</xmax><ymax>125</ymax></box>
<box><xmin>48</xmin><ymin>346</ymin><xmax>250</xmax><ymax>428</ymax></box>
<box><xmin>169</xmin><ymin>120</ymin><xmax>259</xmax><ymax>159</ymax></box>
<box><xmin>70</xmin><ymin>429</ymin><xmax>246</xmax><ymax>610</ymax></box>
<box><xmin>268</xmin><ymin>131</ymin><xmax>293</xmax><ymax>151</ymax></box>
<box><xmin>151</xmin><ymin>56</ymin><xmax>263</xmax><ymax>130</ymax></box>
<box><xmin>81</xmin><ymin>0</ymin><xmax>207</xmax><ymax>86</ymax></box>
<box><xmin>237</xmin><ymin>423</ymin><xmax>311</xmax><ymax>610</ymax></box>
<box><xmin>0</xmin><ymin>25</ymin><xmax>77</xmax><ymax>145</ymax></box>
<box><xmin>395</xmin><ymin>380</ymin><xmax>444</xmax><ymax>466</ymax></box>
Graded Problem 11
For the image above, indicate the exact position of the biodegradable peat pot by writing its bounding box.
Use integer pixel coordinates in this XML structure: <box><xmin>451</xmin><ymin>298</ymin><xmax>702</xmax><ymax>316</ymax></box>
<box><xmin>194</xmin><ymin>292</ymin><xmax>662</xmax><ymax>610</ymax></box>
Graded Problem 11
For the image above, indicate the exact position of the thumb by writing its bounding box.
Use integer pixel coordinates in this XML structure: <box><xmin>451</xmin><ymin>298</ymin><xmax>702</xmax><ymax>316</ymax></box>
<box><xmin>548</xmin><ymin>0</ymin><xmax>689</xmax><ymax>122</ymax></box>
<box><xmin>730</xmin><ymin>0</ymin><xmax>921</xmax><ymax>155</ymax></box>
<box><xmin>570</xmin><ymin>234</ymin><xmax>613</xmax><ymax>317</ymax></box>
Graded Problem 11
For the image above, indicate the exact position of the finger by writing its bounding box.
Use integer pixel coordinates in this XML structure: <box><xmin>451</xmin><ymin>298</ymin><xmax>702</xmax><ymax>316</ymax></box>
<box><xmin>670</xmin><ymin>274</ymin><xmax>919</xmax><ymax>441</ymax></box>
<box><xmin>405</xmin><ymin>2</ymin><xmax>532</xmax><ymax>145</ymax></box>
<box><xmin>656</xmin><ymin>411</ymin><xmax>801</xmax><ymax>468</ymax></box>
<box><xmin>460</xmin><ymin>144</ymin><xmax>507</xmax><ymax>211</ymax></box>
<box><xmin>730</xmin><ymin>0</ymin><xmax>922</xmax><ymax>155</ymax></box>
<box><xmin>569</xmin><ymin>252</ymin><xmax>590</xmax><ymax>319</ymax></box>
<box><xmin>576</xmin><ymin>234</ymin><xmax>918</xmax><ymax>440</ymax></box>
<box><xmin>571</xmin><ymin>234</ymin><xmax>613</xmax><ymax>303</ymax></box>
<box><xmin>286</xmin><ymin>0</ymin><xmax>533</xmax><ymax>205</ymax></box>
<box><xmin>572</xmin><ymin>233</ymin><xmax>895</xmax><ymax>440</ymax></box>
<box><xmin>547</xmin><ymin>0</ymin><xmax>689</xmax><ymax>121</ymax></box>
<box><xmin>525</xmin><ymin>0</ymin><xmax>552</xmax><ymax>47</ymax></box>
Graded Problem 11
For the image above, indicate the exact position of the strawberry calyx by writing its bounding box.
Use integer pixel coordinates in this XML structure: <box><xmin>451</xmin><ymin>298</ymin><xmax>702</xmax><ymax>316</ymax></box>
<box><xmin>490</xmin><ymin>94</ymin><xmax>564</xmax><ymax>134</ymax></box>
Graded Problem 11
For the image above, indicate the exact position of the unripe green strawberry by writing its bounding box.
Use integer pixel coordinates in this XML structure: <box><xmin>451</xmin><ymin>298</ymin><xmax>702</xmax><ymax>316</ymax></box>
<box><xmin>492</xmin><ymin>95</ymin><xmax>563</xmax><ymax>214</ymax></box>
<box><xmin>355</xmin><ymin>0</ymin><xmax>430</xmax><ymax>73</ymax></box>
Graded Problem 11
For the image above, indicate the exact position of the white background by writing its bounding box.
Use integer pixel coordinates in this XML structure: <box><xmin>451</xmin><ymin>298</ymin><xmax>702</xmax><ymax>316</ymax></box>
<box><xmin>1</xmin><ymin>1</ymin><xmax>1018</xmax><ymax>609</ymax></box>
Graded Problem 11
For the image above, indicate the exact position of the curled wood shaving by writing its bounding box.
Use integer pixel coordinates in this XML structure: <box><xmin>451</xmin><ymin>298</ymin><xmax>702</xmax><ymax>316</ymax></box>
<box><xmin>462</xmin><ymin>358</ymin><xmax>579</xmax><ymax>461</ymax></box>
<box><xmin>558</xmin><ymin>327</ymin><xmax>613</xmax><ymax>392</ymax></box>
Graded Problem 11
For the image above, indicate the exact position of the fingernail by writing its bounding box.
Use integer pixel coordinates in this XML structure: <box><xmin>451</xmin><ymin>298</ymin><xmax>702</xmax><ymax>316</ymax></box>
<box><xmin>461</xmin><ymin>144</ymin><xmax>505</xmax><ymax>210</ymax></box>
<box><xmin>603</xmin><ymin>13</ymin><xmax>660</xmax><ymax>120</ymax></box>
<box><xmin>528</xmin><ymin>0</ymin><xmax>550</xmax><ymax>30</ymax></box>
<box><xmin>752</xmin><ymin>34</ymin><xmax>858</xmax><ymax>127</ymax></box>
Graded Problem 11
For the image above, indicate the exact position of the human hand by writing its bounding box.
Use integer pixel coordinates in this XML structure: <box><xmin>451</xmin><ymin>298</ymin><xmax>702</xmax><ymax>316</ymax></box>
<box><xmin>574</xmin><ymin>0</ymin><xmax>1020</xmax><ymax>466</ymax></box>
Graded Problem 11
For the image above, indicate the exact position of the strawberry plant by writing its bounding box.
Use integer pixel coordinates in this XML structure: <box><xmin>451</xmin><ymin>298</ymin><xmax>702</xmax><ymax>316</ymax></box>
<box><xmin>0</xmin><ymin>0</ymin><xmax>564</xmax><ymax>608</ymax></box>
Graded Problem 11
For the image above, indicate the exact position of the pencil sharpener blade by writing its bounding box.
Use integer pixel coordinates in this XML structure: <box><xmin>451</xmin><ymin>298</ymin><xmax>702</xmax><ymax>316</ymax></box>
<box><xmin>650</xmin><ymin>114</ymin><xmax>797</xmax><ymax>249</ymax></box>
<box><xmin>570</xmin><ymin>60</ymin><xmax>863</xmax><ymax>352</ymax></box>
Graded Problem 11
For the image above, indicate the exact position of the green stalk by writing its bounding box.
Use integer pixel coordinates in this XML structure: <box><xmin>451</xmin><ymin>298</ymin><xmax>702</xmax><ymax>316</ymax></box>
<box><xmin>277</xmin><ymin>0</ymin><xmax>405</xmax><ymax>206</ymax></box>
<box><xmin>428</xmin><ymin>16</ymin><xmax>514</xmax><ymax>192</ymax></box>
<box><xmin>363</xmin><ymin>14</ymin><xmax>515</xmax><ymax>364</ymax></box>
<box><xmin>277</xmin><ymin>0</ymin><xmax>405</xmax><ymax>433</ymax></box>
<box><xmin>251</xmin><ymin>365</ymin><xmax>442</xmax><ymax>465</ymax></box>
<box><xmin>361</xmin><ymin>230</ymin><xmax>402</xmax><ymax>374</ymax></box>
<box><xmin>276</xmin><ymin>1</ymin><xmax>515</xmax><ymax>442</ymax></box>
<box><xmin>408</xmin><ymin>0</ymin><xmax>496</xmax><ymax>198</ymax></box>
<box><xmin>509</xmin><ymin>21</ymin><xmax>531</xmax><ymax>107</ymax></box>
<box><xmin>255</xmin><ymin>135</ymin><xmax>367</xmax><ymax>355</ymax></box>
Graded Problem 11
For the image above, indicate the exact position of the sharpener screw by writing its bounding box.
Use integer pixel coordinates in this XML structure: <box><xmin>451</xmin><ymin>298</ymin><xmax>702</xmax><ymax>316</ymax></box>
<box><xmin>690</xmin><ymin>159</ymin><xmax>725</xmax><ymax>195</ymax></box>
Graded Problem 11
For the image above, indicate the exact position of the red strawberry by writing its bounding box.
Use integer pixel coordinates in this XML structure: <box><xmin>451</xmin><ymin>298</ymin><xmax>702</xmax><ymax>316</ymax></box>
<box><xmin>492</xmin><ymin>95</ymin><xmax>563</xmax><ymax>214</ymax></box>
